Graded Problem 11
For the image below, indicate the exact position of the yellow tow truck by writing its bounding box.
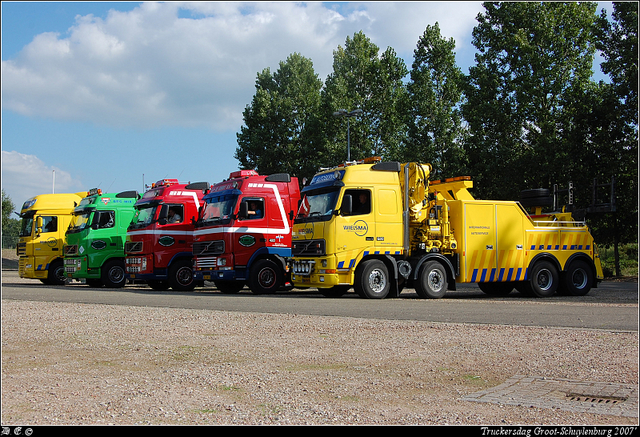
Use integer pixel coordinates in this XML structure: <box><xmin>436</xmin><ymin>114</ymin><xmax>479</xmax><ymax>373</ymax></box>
<box><xmin>291</xmin><ymin>158</ymin><xmax>603</xmax><ymax>299</ymax></box>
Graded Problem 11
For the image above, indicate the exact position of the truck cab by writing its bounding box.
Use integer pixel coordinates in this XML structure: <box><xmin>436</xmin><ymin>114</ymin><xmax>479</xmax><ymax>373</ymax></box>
<box><xmin>125</xmin><ymin>179</ymin><xmax>210</xmax><ymax>291</ymax></box>
<box><xmin>193</xmin><ymin>170</ymin><xmax>300</xmax><ymax>294</ymax></box>
<box><xmin>64</xmin><ymin>188</ymin><xmax>139</xmax><ymax>287</ymax></box>
<box><xmin>16</xmin><ymin>192</ymin><xmax>85</xmax><ymax>285</ymax></box>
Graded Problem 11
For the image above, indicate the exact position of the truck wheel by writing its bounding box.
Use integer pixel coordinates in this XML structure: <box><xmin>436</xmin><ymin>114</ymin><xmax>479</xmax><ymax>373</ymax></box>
<box><xmin>561</xmin><ymin>260</ymin><xmax>593</xmax><ymax>296</ymax></box>
<box><xmin>515</xmin><ymin>281</ymin><xmax>533</xmax><ymax>296</ymax></box>
<box><xmin>47</xmin><ymin>260</ymin><xmax>66</xmax><ymax>286</ymax></box>
<box><xmin>528</xmin><ymin>260</ymin><xmax>559</xmax><ymax>297</ymax></box>
<box><xmin>169</xmin><ymin>260</ymin><xmax>196</xmax><ymax>291</ymax></box>
<box><xmin>415</xmin><ymin>261</ymin><xmax>447</xmax><ymax>299</ymax></box>
<box><xmin>479</xmin><ymin>282</ymin><xmax>514</xmax><ymax>296</ymax></box>
<box><xmin>148</xmin><ymin>280</ymin><xmax>170</xmax><ymax>291</ymax></box>
<box><xmin>355</xmin><ymin>259</ymin><xmax>390</xmax><ymax>299</ymax></box>
<box><xmin>215</xmin><ymin>281</ymin><xmax>245</xmax><ymax>294</ymax></box>
<box><xmin>102</xmin><ymin>260</ymin><xmax>126</xmax><ymax>288</ymax></box>
<box><xmin>248</xmin><ymin>259</ymin><xmax>282</xmax><ymax>294</ymax></box>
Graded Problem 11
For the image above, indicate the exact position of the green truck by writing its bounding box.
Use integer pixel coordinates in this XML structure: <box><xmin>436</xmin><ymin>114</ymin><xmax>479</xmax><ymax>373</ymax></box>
<box><xmin>64</xmin><ymin>188</ymin><xmax>139</xmax><ymax>287</ymax></box>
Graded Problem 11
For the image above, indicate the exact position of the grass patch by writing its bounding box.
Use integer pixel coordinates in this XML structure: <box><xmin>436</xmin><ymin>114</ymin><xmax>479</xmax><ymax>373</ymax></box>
<box><xmin>600</xmin><ymin>243</ymin><xmax>638</xmax><ymax>277</ymax></box>
<box><xmin>220</xmin><ymin>385</ymin><xmax>241</xmax><ymax>392</ymax></box>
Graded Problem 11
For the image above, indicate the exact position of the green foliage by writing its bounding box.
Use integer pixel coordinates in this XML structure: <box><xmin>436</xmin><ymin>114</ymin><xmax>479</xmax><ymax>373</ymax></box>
<box><xmin>2</xmin><ymin>190</ymin><xmax>20</xmax><ymax>248</ymax></box>
<box><xmin>320</xmin><ymin>31</ymin><xmax>409</xmax><ymax>164</ymax></box>
<box><xmin>462</xmin><ymin>2</ymin><xmax>600</xmax><ymax>200</ymax></box>
<box><xmin>234</xmin><ymin>3</ymin><xmax>637</xmax><ymax>245</ymax></box>
<box><xmin>599</xmin><ymin>243</ymin><xmax>638</xmax><ymax>278</ymax></box>
<box><xmin>235</xmin><ymin>52</ymin><xmax>324</xmax><ymax>182</ymax></box>
<box><xmin>403</xmin><ymin>23</ymin><xmax>466</xmax><ymax>179</ymax></box>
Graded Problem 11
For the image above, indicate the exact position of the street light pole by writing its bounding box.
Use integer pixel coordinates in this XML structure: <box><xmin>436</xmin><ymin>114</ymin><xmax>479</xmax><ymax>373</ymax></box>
<box><xmin>333</xmin><ymin>108</ymin><xmax>363</xmax><ymax>161</ymax></box>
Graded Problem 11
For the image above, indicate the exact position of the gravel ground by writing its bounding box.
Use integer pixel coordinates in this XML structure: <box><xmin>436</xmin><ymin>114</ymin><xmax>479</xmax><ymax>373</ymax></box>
<box><xmin>2</xmin><ymin>250</ymin><xmax>638</xmax><ymax>426</ymax></box>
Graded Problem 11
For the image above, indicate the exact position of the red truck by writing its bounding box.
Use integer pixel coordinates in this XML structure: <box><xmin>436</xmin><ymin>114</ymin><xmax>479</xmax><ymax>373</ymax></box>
<box><xmin>192</xmin><ymin>170</ymin><xmax>300</xmax><ymax>294</ymax></box>
<box><xmin>125</xmin><ymin>179</ymin><xmax>210</xmax><ymax>291</ymax></box>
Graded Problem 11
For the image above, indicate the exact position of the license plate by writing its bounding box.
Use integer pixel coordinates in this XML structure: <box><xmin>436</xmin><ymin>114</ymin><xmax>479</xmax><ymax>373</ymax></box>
<box><xmin>203</xmin><ymin>274</ymin><xmax>211</xmax><ymax>280</ymax></box>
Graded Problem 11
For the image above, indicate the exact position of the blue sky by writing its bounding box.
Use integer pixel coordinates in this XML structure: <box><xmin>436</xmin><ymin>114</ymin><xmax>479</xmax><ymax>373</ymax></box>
<box><xmin>2</xmin><ymin>2</ymin><xmax>613</xmax><ymax>210</ymax></box>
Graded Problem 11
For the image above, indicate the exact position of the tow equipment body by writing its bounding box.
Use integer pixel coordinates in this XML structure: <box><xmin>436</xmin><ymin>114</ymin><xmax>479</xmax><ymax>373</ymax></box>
<box><xmin>192</xmin><ymin>170</ymin><xmax>301</xmax><ymax>294</ymax></box>
<box><xmin>64</xmin><ymin>189</ymin><xmax>139</xmax><ymax>287</ymax></box>
<box><xmin>290</xmin><ymin>158</ymin><xmax>604</xmax><ymax>299</ymax></box>
<box><xmin>16</xmin><ymin>192</ymin><xmax>85</xmax><ymax>285</ymax></box>
<box><xmin>124</xmin><ymin>179</ymin><xmax>210</xmax><ymax>291</ymax></box>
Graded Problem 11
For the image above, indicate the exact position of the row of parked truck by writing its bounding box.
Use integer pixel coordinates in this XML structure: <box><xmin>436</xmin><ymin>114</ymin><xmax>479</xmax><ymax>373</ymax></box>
<box><xmin>16</xmin><ymin>158</ymin><xmax>605</xmax><ymax>298</ymax></box>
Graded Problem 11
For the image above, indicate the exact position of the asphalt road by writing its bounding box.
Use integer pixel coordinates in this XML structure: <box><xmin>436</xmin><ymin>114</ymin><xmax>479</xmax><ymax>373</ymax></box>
<box><xmin>2</xmin><ymin>270</ymin><xmax>637</xmax><ymax>331</ymax></box>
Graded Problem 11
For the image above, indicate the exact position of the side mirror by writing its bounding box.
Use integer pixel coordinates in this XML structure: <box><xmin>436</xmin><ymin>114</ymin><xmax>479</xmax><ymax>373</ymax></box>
<box><xmin>158</xmin><ymin>205</ymin><xmax>168</xmax><ymax>225</ymax></box>
<box><xmin>340</xmin><ymin>194</ymin><xmax>352</xmax><ymax>216</ymax></box>
<box><xmin>90</xmin><ymin>212</ymin><xmax>100</xmax><ymax>229</ymax></box>
<box><xmin>35</xmin><ymin>216</ymin><xmax>43</xmax><ymax>234</ymax></box>
<box><xmin>238</xmin><ymin>202</ymin><xmax>249</xmax><ymax>219</ymax></box>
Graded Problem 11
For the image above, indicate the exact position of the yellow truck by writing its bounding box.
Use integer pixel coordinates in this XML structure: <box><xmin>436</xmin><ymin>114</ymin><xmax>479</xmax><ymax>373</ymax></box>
<box><xmin>16</xmin><ymin>192</ymin><xmax>85</xmax><ymax>284</ymax></box>
<box><xmin>290</xmin><ymin>158</ymin><xmax>604</xmax><ymax>299</ymax></box>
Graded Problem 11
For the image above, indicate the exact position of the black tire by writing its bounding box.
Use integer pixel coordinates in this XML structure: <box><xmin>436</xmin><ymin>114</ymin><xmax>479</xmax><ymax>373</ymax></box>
<box><xmin>148</xmin><ymin>280</ymin><xmax>170</xmax><ymax>291</ymax></box>
<box><xmin>215</xmin><ymin>281</ymin><xmax>245</xmax><ymax>294</ymax></box>
<box><xmin>44</xmin><ymin>260</ymin><xmax>66</xmax><ymax>285</ymax></box>
<box><xmin>527</xmin><ymin>260</ymin><xmax>559</xmax><ymax>297</ymax></box>
<box><xmin>520</xmin><ymin>196</ymin><xmax>554</xmax><ymax>208</ymax></box>
<box><xmin>102</xmin><ymin>260</ymin><xmax>126</xmax><ymax>288</ymax></box>
<box><xmin>561</xmin><ymin>260</ymin><xmax>593</xmax><ymax>296</ymax></box>
<box><xmin>354</xmin><ymin>259</ymin><xmax>390</xmax><ymax>299</ymax></box>
<box><xmin>478</xmin><ymin>281</ymin><xmax>514</xmax><ymax>296</ymax></box>
<box><xmin>319</xmin><ymin>285</ymin><xmax>351</xmax><ymax>297</ymax></box>
<box><xmin>248</xmin><ymin>259</ymin><xmax>282</xmax><ymax>294</ymax></box>
<box><xmin>520</xmin><ymin>188</ymin><xmax>550</xmax><ymax>199</ymax></box>
<box><xmin>515</xmin><ymin>281</ymin><xmax>534</xmax><ymax>296</ymax></box>
<box><xmin>415</xmin><ymin>260</ymin><xmax>448</xmax><ymax>299</ymax></box>
<box><xmin>168</xmin><ymin>259</ymin><xmax>196</xmax><ymax>291</ymax></box>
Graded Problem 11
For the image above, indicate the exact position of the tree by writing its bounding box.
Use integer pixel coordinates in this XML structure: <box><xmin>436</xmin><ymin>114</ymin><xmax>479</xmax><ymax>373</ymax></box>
<box><xmin>588</xmin><ymin>2</ymin><xmax>638</xmax><ymax>250</ymax></box>
<box><xmin>462</xmin><ymin>2</ymin><xmax>600</xmax><ymax>200</ymax></box>
<box><xmin>2</xmin><ymin>190</ymin><xmax>20</xmax><ymax>249</ymax></box>
<box><xmin>235</xmin><ymin>53</ymin><xmax>324</xmax><ymax>182</ymax></box>
<box><xmin>403</xmin><ymin>23</ymin><xmax>466</xmax><ymax>179</ymax></box>
<box><xmin>320</xmin><ymin>31</ymin><xmax>408</xmax><ymax>164</ymax></box>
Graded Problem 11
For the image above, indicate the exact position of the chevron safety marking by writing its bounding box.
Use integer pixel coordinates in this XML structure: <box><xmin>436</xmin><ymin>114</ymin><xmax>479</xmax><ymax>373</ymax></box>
<box><xmin>560</xmin><ymin>230</ymin><xmax>591</xmax><ymax>251</ymax></box>
<box><xmin>496</xmin><ymin>249</ymin><xmax>526</xmax><ymax>282</ymax></box>
<box><xmin>527</xmin><ymin>230</ymin><xmax>561</xmax><ymax>251</ymax></box>
<box><xmin>527</xmin><ymin>230</ymin><xmax>591</xmax><ymax>252</ymax></box>
<box><xmin>467</xmin><ymin>249</ymin><xmax>496</xmax><ymax>283</ymax></box>
<box><xmin>336</xmin><ymin>248</ymin><xmax>403</xmax><ymax>270</ymax></box>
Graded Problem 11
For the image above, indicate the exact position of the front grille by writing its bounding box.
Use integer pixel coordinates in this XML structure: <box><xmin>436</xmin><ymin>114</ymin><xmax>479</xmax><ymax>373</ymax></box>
<box><xmin>292</xmin><ymin>239</ymin><xmax>325</xmax><ymax>256</ymax></box>
<box><xmin>64</xmin><ymin>245</ymin><xmax>78</xmax><ymax>256</ymax></box>
<box><xmin>292</xmin><ymin>260</ymin><xmax>315</xmax><ymax>275</ymax></box>
<box><xmin>193</xmin><ymin>240</ymin><xmax>224</xmax><ymax>256</ymax></box>
<box><xmin>64</xmin><ymin>258</ymin><xmax>79</xmax><ymax>273</ymax></box>
<box><xmin>195</xmin><ymin>256</ymin><xmax>217</xmax><ymax>270</ymax></box>
<box><xmin>125</xmin><ymin>241</ymin><xmax>143</xmax><ymax>253</ymax></box>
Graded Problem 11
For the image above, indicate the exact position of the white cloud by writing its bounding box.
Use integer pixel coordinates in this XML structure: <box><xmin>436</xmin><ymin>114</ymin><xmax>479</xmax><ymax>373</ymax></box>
<box><xmin>1</xmin><ymin>151</ymin><xmax>84</xmax><ymax>207</ymax></box>
<box><xmin>1</xmin><ymin>2</ymin><xmax>483</xmax><ymax>131</ymax></box>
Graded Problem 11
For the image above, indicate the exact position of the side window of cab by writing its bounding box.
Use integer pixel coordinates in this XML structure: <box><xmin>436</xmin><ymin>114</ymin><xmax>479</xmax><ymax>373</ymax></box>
<box><xmin>343</xmin><ymin>189</ymin><xmax>371</xmax><ymax>216</ymax></box>
<box><xmin>241</xmin><ymin>198</ymin><xmax>264</xmax><ymax>220</ymax></box>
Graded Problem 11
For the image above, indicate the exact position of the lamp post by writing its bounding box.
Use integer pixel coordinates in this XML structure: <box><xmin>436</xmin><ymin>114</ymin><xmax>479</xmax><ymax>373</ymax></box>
<box><xmin>333</xmin><ymin>108</ymin><xmax>363</xmax><ymax>161</ymax></box>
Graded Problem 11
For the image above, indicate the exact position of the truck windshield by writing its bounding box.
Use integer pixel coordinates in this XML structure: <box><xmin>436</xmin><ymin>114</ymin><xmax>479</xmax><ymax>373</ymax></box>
<box><xmin>68</xmin><ymin>211</ymin><xmax>92</xmax><ymax>233</ymax></box>
<box><xmin>295</xmin><ymin>188</ymin><xmax>340</xmax><ymax>223</ymax></box>
<box><xmin>129</xmin><ymin>205</ymin><xmax>158</xmax><ymax>229</ymax></box>
<box><xmin>200</xmin><ymin>194</ymin><xmax>237</xmax><ymax>225</ymax></box>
